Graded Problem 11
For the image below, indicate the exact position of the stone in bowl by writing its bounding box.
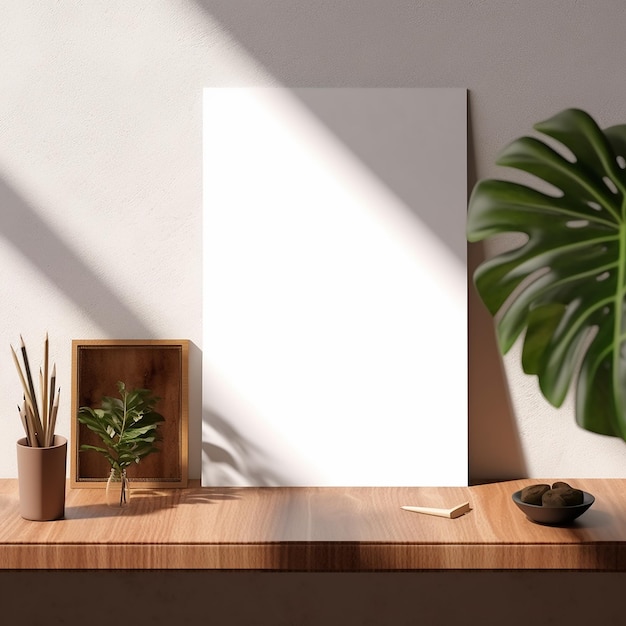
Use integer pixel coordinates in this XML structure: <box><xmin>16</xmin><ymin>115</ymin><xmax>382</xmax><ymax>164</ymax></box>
<box><xmin>511</xmin><ymin>489</ymin><xmax>595</xmax><ymax>526</ymax></box>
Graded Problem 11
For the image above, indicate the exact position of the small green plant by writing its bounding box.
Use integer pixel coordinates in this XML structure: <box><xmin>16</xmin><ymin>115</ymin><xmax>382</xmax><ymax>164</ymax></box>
<box><xmin>77</xmin><ymin>381</ymin><xmax>164</xmax><ymax>473</ymax></box>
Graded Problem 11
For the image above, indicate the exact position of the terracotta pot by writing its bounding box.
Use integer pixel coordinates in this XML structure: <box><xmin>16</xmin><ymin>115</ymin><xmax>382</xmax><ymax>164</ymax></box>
<box><xmin>16</xmin><ymin>435</ymin><xmax>67</xmax><ymax>521</ymax></box>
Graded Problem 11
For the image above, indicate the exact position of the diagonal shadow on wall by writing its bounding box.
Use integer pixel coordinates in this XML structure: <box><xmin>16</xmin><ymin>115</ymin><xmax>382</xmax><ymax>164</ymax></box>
<box><xmin>0</xmin><ymin>178</ymin><xmax>155</xmax><ymax>338</ymax></box>
<box><xmin>195</xmin><ymin>1</ymin><xmax>464</xmax><ymax>264</ymax></box>
<box><xmin>286</xmin><ymin>87</ymin><xmax>466</xmax><ymax>263</ymax></box>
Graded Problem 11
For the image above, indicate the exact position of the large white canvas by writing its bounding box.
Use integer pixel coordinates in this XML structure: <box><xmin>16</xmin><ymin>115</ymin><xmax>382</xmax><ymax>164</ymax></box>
<box><xmin>202</xmin><ymin>88</ymin><xmax>467</xmax><ymax>486</ymax></box>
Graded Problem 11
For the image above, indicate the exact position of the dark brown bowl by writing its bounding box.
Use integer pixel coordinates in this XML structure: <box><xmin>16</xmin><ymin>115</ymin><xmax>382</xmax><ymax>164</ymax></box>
<box><xmin>512</xmin><ymin>489</ymin><xmax>595</xmax><ymax>525</ymax></box>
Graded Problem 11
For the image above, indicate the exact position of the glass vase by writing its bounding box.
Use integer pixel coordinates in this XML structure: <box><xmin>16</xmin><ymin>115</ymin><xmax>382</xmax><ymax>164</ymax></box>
<box><xmin>106</xmin><ymin>467</ymin><xmax>131</xmax><ymax>507</ymax></box>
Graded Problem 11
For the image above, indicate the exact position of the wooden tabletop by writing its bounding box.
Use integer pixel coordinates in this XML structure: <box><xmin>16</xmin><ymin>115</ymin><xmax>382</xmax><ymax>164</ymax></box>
<box><xmin>1</xmin><ymin>478</ymin><xmax>626</xmax><ymax>570</ymax></box>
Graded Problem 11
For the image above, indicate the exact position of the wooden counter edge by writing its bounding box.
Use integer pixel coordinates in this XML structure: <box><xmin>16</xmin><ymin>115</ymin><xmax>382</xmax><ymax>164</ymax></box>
<box><xmin>2</xmin><ymin>542</ymin><xmax>626</xmax><ymax>571</ymax></box>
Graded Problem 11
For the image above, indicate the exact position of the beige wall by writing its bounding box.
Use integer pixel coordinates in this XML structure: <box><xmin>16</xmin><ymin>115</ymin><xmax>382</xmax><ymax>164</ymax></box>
<box><xmin>3</xmin><ymin>1</ymin><xmax>626</xmax><ymax>482</ymax></box>
<box><xmin>1</xmin><ymin>2</ymin><xmax>624</xmax><ymax>622</ymax></box>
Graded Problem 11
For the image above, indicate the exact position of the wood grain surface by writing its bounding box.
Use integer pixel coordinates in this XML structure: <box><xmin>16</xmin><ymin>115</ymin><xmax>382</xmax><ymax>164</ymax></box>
<box><xmin>1</xmin><ymin>479</ymin><xmax>625</xmax><ymax>570</ymax></box>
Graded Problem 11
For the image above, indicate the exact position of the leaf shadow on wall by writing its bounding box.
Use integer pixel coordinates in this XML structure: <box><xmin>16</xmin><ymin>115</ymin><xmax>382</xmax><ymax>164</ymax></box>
<box><xmin>0</xmin><ymin>178</ymin><xmax>155</xmax><ymax>338</ymax></box>
<box><xmin>203</xmin><ymin>409</ymin><xmax>294</xmax><ymax>486</ymax></box>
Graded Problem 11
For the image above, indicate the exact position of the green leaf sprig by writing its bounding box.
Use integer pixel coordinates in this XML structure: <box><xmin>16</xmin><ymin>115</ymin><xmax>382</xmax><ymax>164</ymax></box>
<box><xmin>77</xmin><ymin>381</ymin><xmax>164</xmax><ymax>472</ymax></box>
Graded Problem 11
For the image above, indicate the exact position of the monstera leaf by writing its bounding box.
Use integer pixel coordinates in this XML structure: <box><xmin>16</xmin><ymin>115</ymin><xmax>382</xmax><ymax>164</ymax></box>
<box><xmin>467</xmin><ymin>108</ymin><xmax>626</xmax><ymax>440</ymax></box>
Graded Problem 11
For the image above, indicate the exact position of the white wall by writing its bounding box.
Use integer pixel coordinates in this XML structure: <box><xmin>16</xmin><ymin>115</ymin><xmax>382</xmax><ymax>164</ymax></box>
<box><xmin>3</xmin><ymin>0</ymin><xmax>626</xmax><ymax>482</ymax></box>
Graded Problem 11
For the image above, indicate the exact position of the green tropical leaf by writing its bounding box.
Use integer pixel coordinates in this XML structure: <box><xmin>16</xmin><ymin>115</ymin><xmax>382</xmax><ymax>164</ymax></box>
<box><xmin>467</xmin><ymin>108</ymin><xmax>626</xmax><ymax>440</ymax></box>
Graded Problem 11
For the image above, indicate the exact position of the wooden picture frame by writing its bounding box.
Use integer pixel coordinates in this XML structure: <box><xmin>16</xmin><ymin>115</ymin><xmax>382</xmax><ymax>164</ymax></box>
<box><xmin>71</xmin><ymin>339</ymin><xmax>189</xmax><ymax>489</ymax></box>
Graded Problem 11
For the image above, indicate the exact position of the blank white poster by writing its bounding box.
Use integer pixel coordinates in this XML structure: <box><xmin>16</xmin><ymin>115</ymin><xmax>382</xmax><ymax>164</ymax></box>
<box><xmin>202</xmin><ymin>88</ymin><xmax>467</xmax><ymax>486</ymax></box>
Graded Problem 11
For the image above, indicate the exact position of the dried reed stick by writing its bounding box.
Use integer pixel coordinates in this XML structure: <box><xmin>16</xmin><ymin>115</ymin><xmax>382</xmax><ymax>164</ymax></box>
<box><xmin>43</xmin><ymin>333</ymin><xmax>49</xmax><ymax>440</ymax></box>
<box><xmin>39</xmin><ymin>367</ymin><xmax>46</xmax><ymax>443</ymax></box>
<box><xmin>48</xmin><ymin>363</ymin><xmax>56</xmax><ymax>428</ymax></box>
<box><xmin>47</xmin><ymin>388</ymin><xmax>60</xmax><ymax>447</ymax></box>
<box><xmin>24</xmin><ymin>398</ymin><xmax>40</xmax><ymax>446</ymax></box>
<box><xmin>10</xmin><ymin>345</ymin><xmax>40</xmax><ymax>446</ymax></box>
<box><xmin>11</xmin><ymin>335</ymin><xmax>59</xmax><ymax>447</ymax></box>
<box><xmin>20</xmin><ymin>336</ymin><xmax>44</xmax><ymax>442</ymax></box>
<box><xmin>17</xmin><ymin>403</ymin><xmax>32</xmax><ymax>447</ymax></box>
